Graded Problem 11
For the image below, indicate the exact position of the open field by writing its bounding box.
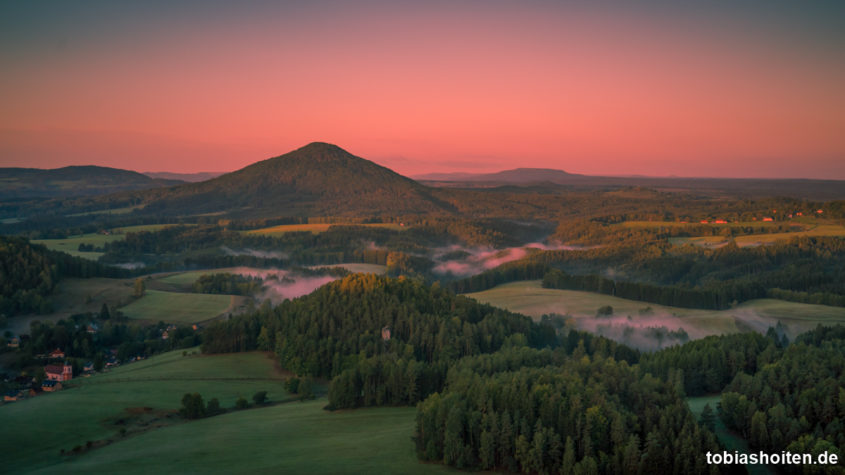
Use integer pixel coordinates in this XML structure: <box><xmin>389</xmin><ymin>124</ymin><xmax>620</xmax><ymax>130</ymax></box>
<box><xmin>313</xmin><ymin>263</ymin><xmax>387</xmax><ymax>275</ymax></box>
<box><xmin>621</xmin><ymin>220</ymin><xmax>785</xmax><ymax>229</ymax></box>
<box><xmin>119</xmin><ymin>290</ymin><xmax>239</xmax><ymax>324</ymax></box>
<box><xmin>158</xmin><ymin>263</ymin><xmax>386</xmax><ymax>288</ymax></box>
<box><xmin>687</xmin><ymin>396</ymin><xmax>771</xmax><ymax>475</ymax></box>
<box><xmin>67</xmin><ymin>205</ymin><xmax>145</xmax><ymax>217</ymax></box>
<box><xmin>0</xmin><ymin>350</ymin><xmax>292</xmax><ymax>473</ymax></box>
<box><xmin>245</xmin><ymin>222</ymin><xmax>405</xmax><ymax>236</ymax></box>
<box><xmin>7</xmin><ymin>277</ymin><xmax>135</xmax><ymax>335</ymax></box>
<box><xmin>30</xmin><ymin>224</ymin><xmax>187</xmax><ymax>260</ymax></box>
<box><xmin>32</xmin><ymin>233</ymin><xmax>122</xmax><ymax>260</ymax></box>
<box><xmin>660</xmin><ymin>223</ymin><xmax>845</xmax><ymax>248</ymax></box>
<box><xmin>29</xmin><ymin>397</ymin><xmax>453</xmax><ymax>475</ymax></box>
<box><xmin>466</xmin><ymin>281</ymin><xmax>845</xmax><ymax>343</ymax></box>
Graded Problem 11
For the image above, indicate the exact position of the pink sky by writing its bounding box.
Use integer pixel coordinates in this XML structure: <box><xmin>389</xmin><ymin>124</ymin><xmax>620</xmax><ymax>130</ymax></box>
<box><xmin>1</xmin><ymin>2</ymin><xmax>843</xmax><ymax>178</ymax></box>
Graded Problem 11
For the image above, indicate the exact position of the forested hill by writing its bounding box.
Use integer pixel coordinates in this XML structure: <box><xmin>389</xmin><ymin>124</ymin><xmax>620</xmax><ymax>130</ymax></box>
<box><xmin>0</xmin><ymin>165</ymin><xmax>182</xmax><ymax>200</ymax></box>
<box><xmin>118</xmin><ymin>142</ymin><xmax>454</xmax><ymax>218</ymax></box>
<box><xmin>0</xmin><ymin>235</ymin><xmax>126</xmax><ymax>315</ymax></box>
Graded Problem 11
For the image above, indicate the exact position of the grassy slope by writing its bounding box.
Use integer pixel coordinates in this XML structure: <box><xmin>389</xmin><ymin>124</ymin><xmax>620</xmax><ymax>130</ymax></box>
<box><xmin>119</xmin><ymin>290</ymin><xmax>234</xmax><ymax>324</ymax></box>
<box><xmin>0</xmin><ymin>350</ymin><xmax>290</xmax><ymax>473</ymax></box>
<box><xmin>31</xmin><ymin>224</ymin><xmax>183</xmax><ymax>260</ymax></box>
<box><xmin>245</xmin><ymin>222</ymin><xmax>405</xmax><ymax>236</ymax></box>
<box><xmin>466</xmin><ymin>280</ymin><xmax>845</xmax><ymax>339</ymax></box>
<box><xmin>36</xmin><ymin>399</ymin><xmax>453</xmax><ymax>475</ymax></box>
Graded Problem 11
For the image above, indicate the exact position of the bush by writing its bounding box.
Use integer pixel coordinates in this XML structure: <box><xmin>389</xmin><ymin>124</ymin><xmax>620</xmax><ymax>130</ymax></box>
<box><xmin>596</xmin><ymin>305</ymin><xmax>614</xmax><ymax>317</ymax></box>
<box><xmin>235</xmin><ymin>397</ymin><xmax>249</xmax><ymax>409</ymax></box>
<box><xmin>207</xmin><ymin>397</ymin><xmax>221</xmax><ymax>415</ymax></box>
<box><xmin>284</xmin><ymin>377</ymin><xmax>300</xmax><ymax>394</ymax></box>
<box><xmin>252</xmin><ymin>391</ymin><xmax>268</xmax><ymax>405</ymax></box>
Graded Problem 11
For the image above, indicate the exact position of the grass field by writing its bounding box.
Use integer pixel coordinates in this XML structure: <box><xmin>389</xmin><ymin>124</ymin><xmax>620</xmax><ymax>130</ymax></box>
<box><xmin>245</xmin><ymin>222</ymin><xmax>405</xmax><ymax>236</ymax></box>
<box><xmin>0</xmin><ymin>350</ymin><xmax>293</xmax><ymax>473</ymax></box>
<box><xmin>119</xmin><ymin>290</ymin><xmax>236</xmax><ymax>324</ymax></box>
<box><xmin>31</xmin><ymin>224</ymin><xmax>188</xmax><ymax>260</ymax></box>
<box><xmin>687</xmin><ymin>396</ymin><xmax>772</xmax><ymax>475</ymax></box>
<box><xmin>7</xmin><ymin>277</ymin><xmax>135</xmax><ymax>335</ymax></box>
<box><xmin>67</xmin><ymin>205</ymin><xmax>144</xmax><ymax>217</ymax></box>
<box><xmin>31</xmin><ymin>398</ymin><xmax>452</xmax><ymax>475</ymax></box>
<box><xmin>32</xmin><ymin>233</ymin><xmax>122</xmax><ymax>260</ymax></box>
<box><xmin>661</xmin><ymin>223</ymin><xmax>845</xmax><ymax>248</ymax></box>
<box><xmin>314</xmin><ymin>263</ymin><xmax>387</xmax><ymax>275</ymax></box>
<box><xmin>466</xmin><ymin>281</ymin><xmax>845</xmax><ymax>343</ymax></box>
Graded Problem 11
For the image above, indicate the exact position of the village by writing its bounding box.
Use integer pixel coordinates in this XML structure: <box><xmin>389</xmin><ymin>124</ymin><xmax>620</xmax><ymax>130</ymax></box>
<box><xmin>1</xmin><ymin>319</ymin><xmax>186</xmax><ymax>404</ymax></box>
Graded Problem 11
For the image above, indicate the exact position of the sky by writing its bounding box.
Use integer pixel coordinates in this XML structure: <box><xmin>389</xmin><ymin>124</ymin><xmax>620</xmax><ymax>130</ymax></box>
<box><xmin>1</xmin><ymin>1</ymin><xmax>844</xmax><ymax>178</ymax></box>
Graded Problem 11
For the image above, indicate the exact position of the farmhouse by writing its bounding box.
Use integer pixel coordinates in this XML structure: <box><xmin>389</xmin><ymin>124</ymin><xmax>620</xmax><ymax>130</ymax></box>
<box><xmin>42</xmin><ymin>380</ymin><xmax>62</xmax><ymax>392</ymax></box>
<box><xmin>714</xmin><ymin>220</ymin><xmax>728</xmax><ymax>224</ymax></box>
<box><xmin>762</xmin><ymin>217</ymin><xmax>774</xmax><ymax>222</ymax></box>
<box><xmin>49</xmin><ymin>348</ymin><xmax>65</xmax><ymax>359</ymax></box>
<box><xmin>381</xmin><ymin>326</ymin><xmax>391</xmax><ymax>341</ymax></box>
<box><xmin>45</xmin><ymin>362</ymin><xmax>73</xmax><ymax>382</ymax></box>
<box><xmin>4</xmin><ymin>390</ymin><xmax>22</xmax><ymax>402</ymax></box>
<box><xmin>7</xmin><ymin>336</ymin><xmax>19</xmax><ymax>348</ymax></box>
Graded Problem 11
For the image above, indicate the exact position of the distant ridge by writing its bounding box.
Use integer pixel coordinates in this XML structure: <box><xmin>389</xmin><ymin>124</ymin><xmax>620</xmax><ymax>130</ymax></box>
<box><xmin>414</xmin><ymin>168</ymin><xmax>586</xmax><ymax>185</ymax></box>
<box><xmin>144</xmin><ymin>171</ymin><xmax>225</xmax><ymax>183</ymax></box>
<box><xmin>0</xmin><ymin>165</ymin><xmax>182</xmax><ymax>200</ymax></box>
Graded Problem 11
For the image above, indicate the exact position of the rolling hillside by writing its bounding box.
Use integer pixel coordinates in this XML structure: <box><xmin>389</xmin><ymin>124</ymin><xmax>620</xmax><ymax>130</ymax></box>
<box><xmin>0</xmin><ymin>166</ymin><xmax>182</xmax><ymax>200</ymax></box>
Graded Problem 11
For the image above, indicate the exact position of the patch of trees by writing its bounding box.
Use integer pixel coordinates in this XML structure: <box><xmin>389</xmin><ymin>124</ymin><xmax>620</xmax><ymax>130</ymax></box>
<box><xmin>717</xmin><ymin>325</ymin><xmax>845</xmax><ymax>465</ymax></box>
<box><xmin>638</xmin><ymin>331</ymin><xmax>781</xmax><ymax>396</ymax></box>
<box><xmin>0</xmin><ymin>236</ymin><xmax>57</xmax><ymax>315</ymax></box>
<box><xmin>415</xmin><ymin>355</ymin><xmax>722</xmax><ymax>473</ymax></box>
<box><xmin>192</xmin><ymin>273</ymin><xmax>264</xmax><ymax>296</ymax></box>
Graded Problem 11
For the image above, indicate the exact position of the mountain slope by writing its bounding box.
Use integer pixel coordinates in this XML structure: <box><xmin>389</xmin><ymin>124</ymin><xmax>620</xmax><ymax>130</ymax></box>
<box><xmin>138</xmin><ymin>142</ymin><xmax>453</xmax><ymax>217</ymax></box>
<box><xmin>0</xmin><ymin>165</ymin><xmax>182</xmax><ymax>200</ymax></box>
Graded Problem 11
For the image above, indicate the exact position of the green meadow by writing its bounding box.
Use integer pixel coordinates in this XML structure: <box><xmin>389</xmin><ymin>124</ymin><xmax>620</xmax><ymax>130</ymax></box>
<box><xmin>119</xmin><ymin>290</ymin><xmax>235</xmax><ymax>324</ymax></box>
<box><xmin>32</xmin><ymin>399</ymin><xmax>453</xmax><ymax>475</ymax></box>
<box><xmin>31</xmin><ymin>224</ymin><xmax>185</xmax><ymax>260</ymax></box>
<box><xmin>466</xmin><ymin>280</ymin><xmax>845</xmax><ymax>340</ymax></box>
<box><xmin>245</xmin><ymin>222</ymin><xmax>405</xmax><ymax>236</ymax></box>
<box><xmin>0</xmin><ymin>350</ymin><xmax>291</xmax><ymax>473</ymax></box>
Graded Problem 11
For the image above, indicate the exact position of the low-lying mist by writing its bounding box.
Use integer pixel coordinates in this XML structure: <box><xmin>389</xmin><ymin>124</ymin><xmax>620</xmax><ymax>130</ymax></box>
<box><xmin>431</xmin><ymin>243</ymin><xmax>595</xmax><ymax>277</ymax></box>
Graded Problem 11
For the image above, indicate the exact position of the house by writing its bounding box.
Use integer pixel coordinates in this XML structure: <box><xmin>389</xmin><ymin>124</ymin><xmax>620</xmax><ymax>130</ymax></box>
<box><xmin>86</xmin><ymin>323</ymin><xmax>99</xmax><ymax>334</ymax></box>
<box><xmin>714</xmin><ymin>220</ymin><xmax>728</xmax><ymax>224</ymax></box>
<box><xmin>42</xmin><ymin>380</ymin><xmax>62</xmax><ymax>392</ymax></box>
<box><xmin>4</xmin><ymin>390</ymin><xmax>21</xmax><ymax>402</ymax></box>
<box><xmin>7</xmin><ymin>336</ymin><xmax>19</xmax><ymax>348</ymax></box>
<box><xmin>700</xmin><ymin>220</ymin><xmax>709</xmax><ymax>224</ymax></box>
<box><xmin>45</xmin><ymin>362</ymin><xmax>73</xmax><ymax>382</ymax></box>
<box><xmin>381</xmin><ymin>326</ymin><xmax>392</xmax><ymax>341</ymax></box>
<box><xmin>83</xmin><ymin>362</ymin><xmax>95</xmax><ymax>373</ymax></box>
<box><xmin>762</xmin><ymin>217</ymin><xmax>774</xmax><ymax>222</ymax></box>
<box><xmin>817</xmin><ymin>209</ymin><xmax>824</xmax><ymax>214</ymax></box>
<box><xmin>49</xmin><ymin>348</ymin><xmax>65</xmax><ymax>359</ymax></box>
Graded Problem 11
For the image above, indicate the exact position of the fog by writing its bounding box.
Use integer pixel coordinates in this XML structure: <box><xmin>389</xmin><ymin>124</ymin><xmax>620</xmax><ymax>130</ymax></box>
<box><xmin>220</xmin><ymin>246</ymin><xmax>288</xmax><ymax>260</ymax></box>
<box><xmin>224</xmin><ymin>267</ymin><xmax>337</xmax><ymax>304</ymax></box>
<box><xmin>432</xmin><ymin>242</ymin><xmax>596</xmax><ymax>277</ymax></box>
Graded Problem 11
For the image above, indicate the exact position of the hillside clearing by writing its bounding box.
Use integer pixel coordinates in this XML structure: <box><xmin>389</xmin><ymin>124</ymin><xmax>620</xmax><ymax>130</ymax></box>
<box><xmin>119</xmin><ymin>290</ymin><xmax>239</xmax><ymax>324</ymax></box>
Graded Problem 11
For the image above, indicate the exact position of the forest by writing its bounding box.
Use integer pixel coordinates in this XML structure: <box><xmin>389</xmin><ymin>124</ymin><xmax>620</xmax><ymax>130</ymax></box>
<box><xmin>199</xmin><ymin>273</ymin><xmax>844</xmax><ymax>473</ymax></box>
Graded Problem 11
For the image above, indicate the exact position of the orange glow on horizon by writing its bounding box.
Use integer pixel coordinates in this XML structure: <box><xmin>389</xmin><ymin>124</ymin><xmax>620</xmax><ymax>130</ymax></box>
<box><xmin>0</xmin><ymin>2</ymin><xmax>843</xmax><ymax>178</ymax></box>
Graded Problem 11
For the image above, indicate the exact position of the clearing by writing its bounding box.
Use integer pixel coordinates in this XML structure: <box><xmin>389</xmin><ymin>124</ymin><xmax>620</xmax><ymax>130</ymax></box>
<box><xmin>466</xmin><ymin>281</ymin><xmax>845</xmax><ymax>343</ymax></box>
<box><xmin>245</xmin><ymin>222</ymin><xmax>405</xmax><ymax>236</ymax></box>
<box><xmin>119</xmin><ymin>290</ymin><xmax>241</xmax><ymax>324</ymax></box>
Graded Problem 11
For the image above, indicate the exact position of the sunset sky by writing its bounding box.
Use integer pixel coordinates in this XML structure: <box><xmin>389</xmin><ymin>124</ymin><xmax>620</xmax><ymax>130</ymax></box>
<box><xmin>1</xmin><ymin>1</ymin><xmax>844</xmax><ymax>178</ymax></box>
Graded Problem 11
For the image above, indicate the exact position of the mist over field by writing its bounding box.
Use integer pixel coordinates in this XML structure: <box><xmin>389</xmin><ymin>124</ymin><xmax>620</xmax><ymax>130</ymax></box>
<box><xmin>431</xmin><ymin>242</ymin><xmax>594</xmax><ymax>277</ymax></box>
<box><xmin>224</xmin><ymin>267</ymin><xmax>337</xmax><ymax>303</ymax></box>
<box><xmin>220</xmin><ymin>246</ymin><xmax>289</xmax><ymax>260</ymax></box>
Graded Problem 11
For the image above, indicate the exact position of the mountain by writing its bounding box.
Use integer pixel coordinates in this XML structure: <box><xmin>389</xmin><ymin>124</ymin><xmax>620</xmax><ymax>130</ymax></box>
<box><xmin>0</xmin><ymin>165</ymin><xmax>183</xmax><ymax>200</ymax></box>
<box><xmin>415</xmin><ymin>168</ymin><xmax>586</xmax><ymax>185</ymax></box>
<box><xmin>135</xmin><ymin>142</ymin><xmax>452</xmax><ymax>217</ymax></box>
<box><xmin>143</xmin><ymin>171</ymin><xmax>226</xmax><ymax>182</ymax></box>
